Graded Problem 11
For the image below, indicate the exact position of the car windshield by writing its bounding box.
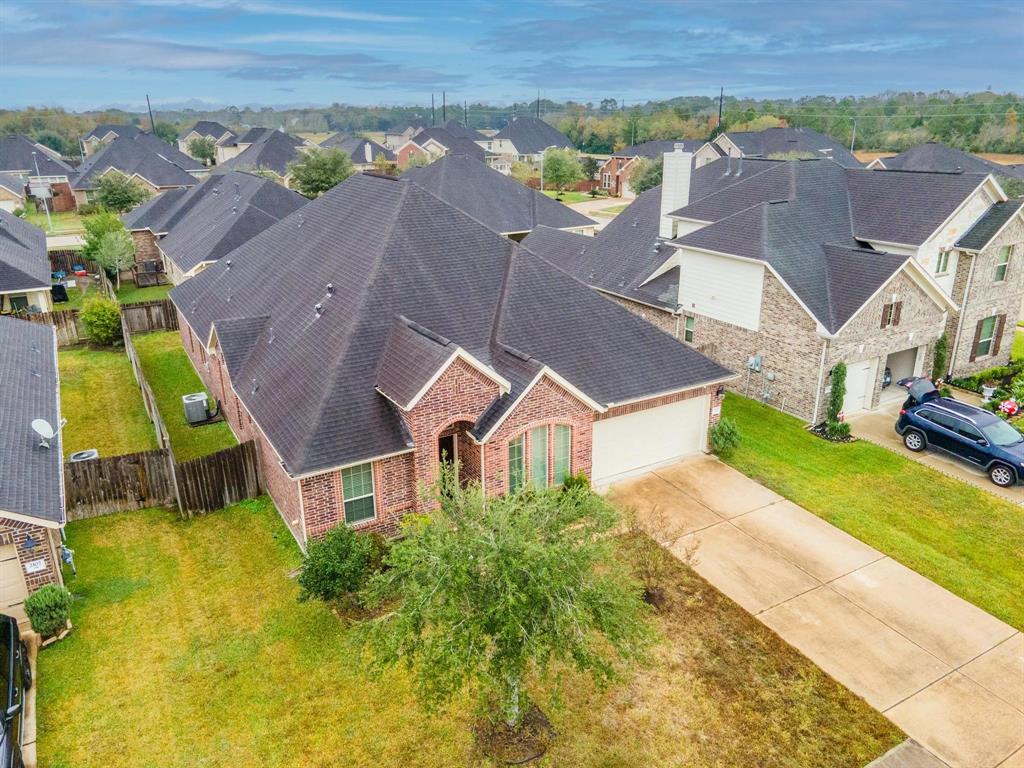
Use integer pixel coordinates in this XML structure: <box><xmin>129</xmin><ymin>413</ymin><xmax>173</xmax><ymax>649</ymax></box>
<box><xmin>981</xmin><ymin>419</ymin><xmax>1024</xmax><ymax>447</ymax></box>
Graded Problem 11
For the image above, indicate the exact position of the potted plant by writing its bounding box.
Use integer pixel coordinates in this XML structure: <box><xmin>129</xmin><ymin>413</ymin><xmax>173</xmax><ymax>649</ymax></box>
<box><xmin>982</xmin><ymin>380</ymin><xmax>998</xmax><ymax>400</ymax></box>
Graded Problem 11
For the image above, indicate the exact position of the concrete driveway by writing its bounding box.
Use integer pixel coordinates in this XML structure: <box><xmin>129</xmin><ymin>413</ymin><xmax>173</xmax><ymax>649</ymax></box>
<box><xmin>609</xmin><ymin>455</ymin><xmax>1024</xmax><ymax>768</ymax></box>
<box><xmin>847</xmin><ymin>399</ymin><xmax>1024</xmax><ymax>506</ymax></box>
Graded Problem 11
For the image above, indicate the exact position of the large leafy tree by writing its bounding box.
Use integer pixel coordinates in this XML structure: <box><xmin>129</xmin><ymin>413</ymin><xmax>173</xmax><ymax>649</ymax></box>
<box><xmin>95</xmin><ymin>173</ymin><xmax>150</xmax><ymax>212</ymax></box>
<box><xmin>93</xmin><ymin>229</ymin><xmax>136</xmax><ymax>290</ymax></box>
<box><xmin>362</xmin><ymin>467</ymin><xmax>652</xmax><ymax>732</ymax></box>
<box><xmin>541</xmin><ymin>147</ymin><xmax>583</xmax><ymax>195</ymax></box>
<box><xmin>628</xmin><ymin>157</ymin><xmax>663</xmax><ymax>194</ymax></box>
<box><xmin>151</xmin><ymin>122</ymin><xmax>179</xmax><ymax>146</ymax></box>
<box><xmin>287</xmin><ymin>148</ymin><xmax>355</xmax><ymax>198</ymax></box>
<box><xmin>81</xmin><ymin>211</ymin><xmax>124</xmax><ymax>259</ymax></box>
<box><xmin>187</xmin><ymin>136</ymin><xmax>217</xmax><ymax>166</ymax></box>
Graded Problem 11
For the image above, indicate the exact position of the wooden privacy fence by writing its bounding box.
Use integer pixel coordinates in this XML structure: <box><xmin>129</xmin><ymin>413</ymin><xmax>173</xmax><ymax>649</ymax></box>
<box><xmin>122</xmin><ymin>317</ymin><xmax>173</xmax><ymax>451</ymax></box>
<box><xmin>26</xmin><ymin>309</ymin><xmax>83</xmax><ymax>346</ymax></box>
<box><xmin>120</xmin><ymin>298</ymin><xmax>179</xmax><ymax>334</ymax></box>
<box><xmin>64</xmin><ymin>441</ymin><xmax>263</xmax><ymax>520</ymax></box>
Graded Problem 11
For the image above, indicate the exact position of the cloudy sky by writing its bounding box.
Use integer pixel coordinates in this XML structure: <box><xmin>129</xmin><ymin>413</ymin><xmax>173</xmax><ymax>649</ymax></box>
<box><xmin>1</xmin><ymin>0</ymin><xmax>1021</xmax><ymax>110</ymax></box>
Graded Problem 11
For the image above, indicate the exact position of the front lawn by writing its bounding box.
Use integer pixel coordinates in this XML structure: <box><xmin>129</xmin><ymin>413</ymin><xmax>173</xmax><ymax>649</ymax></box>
<box><xmin>721</xmin><ymin>393</ymin><xmax>1024</xmax><ymax>629</ymax></box>
<box><xmin>593</xmin><ymin>203</ymin><xmax>629</xmax><ymax>217</ymax></box>
<box><xmin>116</xmin><ymin>282</ymin><xmax>172</xmax><ymax>305</ymax></box>
<box><xmin>24</xmin><ymin>209</ymin><xmax>84</xmax><ymax>234</ymax></box>
<box><xmin>58</xmin><ymin>347</ymin><xmax>159</xmax><ymax>458</ymax></box>
<box><xmin>541</xmin><ymin>190</ymin><xmax>597</xmax><ymax>204</ymax></box>
<box><xmin>132</xmin><ymin>331</ymin><xmax>236</xmax><ymax>461</ymax></box>
<box><xmin>37</xmin><ymin>500</ymin><xmax>901</xmax><ymax>768</ymax></box>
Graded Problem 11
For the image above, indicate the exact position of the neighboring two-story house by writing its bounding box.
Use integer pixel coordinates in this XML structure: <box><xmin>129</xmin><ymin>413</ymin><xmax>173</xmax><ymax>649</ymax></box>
<box><xmin>526</xmin><ymin>147</ymin><xmax>1019</xmax><ymax>423</ymax></box>
<box><xmin>490</xmin><ymin>116</ymin><xmax>574</xmax><ymax>163</ymax></box>
<box><xmin>0</xmin><ymin>209</ymin><xmax>53</xmax><ymax>314</ymax></box>
<box><xmin>713</xmin><ymin>126</ymin><xmax>862</xmax><ymax>168</ymax></box>
<box><xmin>319</xmin><ymin>135</ymin><xmax>396</xmax><ymax>172</ymax></box>
<box><xmin>216</xmin><ymin>129</ymin><xmax>308</xmax><ymax>186</ymax></box>
<box><xmin>122</xmin><ymin>170</ymin><xmax>307</xmax><ymax>284</ymax></box>
<box><xmin>81</xmin><ymin>124</ymin><xmax>141</xmax><ymax>156</ymax></box>
<box><xmin>169</xmin><ymin>173</ymin><xmax>732</xmax><ymax>548</ymax></box>
<box><xmin>0</xmin><ymin>135</ymin><xmax>76</xmax><ymax>213</ymax></box>
<box><xmin>598</xmin><ymin>139</ymin><xmax>717</xmax><ymax>198</ymax></box>
<box><xmin>177</xmin><ymin>121</ymin><xmax>237</xmax><ymax>163</ymax></box>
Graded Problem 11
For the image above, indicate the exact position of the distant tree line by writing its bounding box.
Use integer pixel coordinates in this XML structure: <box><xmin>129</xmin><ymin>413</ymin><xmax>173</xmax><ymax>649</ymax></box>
<box><xmin>2</xmin><ymin>90</ymin><xmax>1021</xmax><ymax>161</ymax></box>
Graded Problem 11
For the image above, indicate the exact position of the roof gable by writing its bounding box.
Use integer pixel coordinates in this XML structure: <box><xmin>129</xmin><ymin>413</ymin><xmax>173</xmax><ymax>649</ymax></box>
<box><xmin>494</xmin><ymin>117</ymin><xmax>572</xmax><ymax>154</ymax></box>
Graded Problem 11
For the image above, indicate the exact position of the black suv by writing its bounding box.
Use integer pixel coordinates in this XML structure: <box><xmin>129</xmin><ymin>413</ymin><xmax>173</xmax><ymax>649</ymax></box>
<box><xmin>0</xmin><ymin>616</ymin><xmax>30</xmax><ymax>768</ymax></box>
<box><xmin>895</xmin><ymin>379</ymin><xmax>1024</xmax><ymax>487</ymax></box>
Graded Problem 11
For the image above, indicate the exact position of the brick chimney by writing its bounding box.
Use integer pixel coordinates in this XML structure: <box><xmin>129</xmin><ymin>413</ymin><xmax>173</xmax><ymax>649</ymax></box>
<box><xmin>659</xmin><ymin>143</ymin><xmax>693</xmax><ymax>239</ymax></box>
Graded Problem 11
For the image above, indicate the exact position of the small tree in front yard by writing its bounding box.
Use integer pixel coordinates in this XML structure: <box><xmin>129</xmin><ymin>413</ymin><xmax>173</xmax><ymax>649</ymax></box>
<box><xmin>361</xmin><ymin>465</ymin><xmax>652</xmax><ymax>754</ymax></box>
<box><xmin>81</xmin><ymin>210</ymin><xmax>124</xmax><ymax>260</ymax></box>
<box><xmin>541</xmin><ymin>147</ymin><xmax>583</xmax><ymax>196</ymax></box>
<box><xmin>287</xmin><ymin>148</ymin><xmax>355</xmax><ymax>198</ymax></box>
<box><xmin>828</xmin><ymin>362</ymin><xmax>847</xmax><ymax>423</ymax></box>
<box><xmin>93</xmin><ymin>229</ymin><xmax>136</xmax><ymax>290</ymax></box>
<box><xmin>187</xmin><ymin>136</ymin><xmax>217</xmax><ymax>166</ymax></box>
<box><xmin>95</xmin><ymin>173</ymin><xmax>150</xmax><ymax>212</ymax></box>
<box><xmin>80</xmin><ymin>297</ymin><xmax>122</xmax><ymax>345</ymax></box>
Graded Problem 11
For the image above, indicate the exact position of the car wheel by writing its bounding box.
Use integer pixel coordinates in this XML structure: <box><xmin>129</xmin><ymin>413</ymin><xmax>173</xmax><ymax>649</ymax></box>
<box><xmin>903</xmin><ymin>429</ymin><xmax>926</xmax><ymax>452</ymax></box>
<box><xmin>989</xmin><ymin>463</ymin><xmax>1017</xmax><ymax>488</ymax></box>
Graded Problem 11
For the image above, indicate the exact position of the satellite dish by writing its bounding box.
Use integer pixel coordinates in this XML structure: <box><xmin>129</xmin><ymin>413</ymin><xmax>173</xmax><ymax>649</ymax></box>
<box><xmin>31</xmin><ymin>418</ymin><xmax>64</xmax><ymax>449</ymax></box>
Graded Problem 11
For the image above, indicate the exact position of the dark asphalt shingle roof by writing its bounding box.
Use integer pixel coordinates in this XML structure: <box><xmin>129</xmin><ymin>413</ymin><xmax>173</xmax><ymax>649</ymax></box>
<box><xmin>521</xmin><ymin>226</ymin><xmax>591</xmax><ymax>272</ymax></box>
<box><xmin>402</xmin><ymin>153</ymin><xmax>593</xmax><ymax>234</ymax></box>
<box><xmin>72</xmin><ymin>133</ymin><xmax>204</xmax><ymax>190</ymax></box>
<box><xmin>409</xmin><ymin>127</ymin><xmax>488</xmax><ymax>160</ymax></box>
<box><xmin>614</xmin><ymin>140</ymin><xmax>706</xmax><ymax>159</ymax></box>
<box><xmin>84</xmin><ymin>124</ymin><xmax>141</xmax><ymax>141</ymax></box>
<box><xmin>375</xmin><ymin>316</ymin><xmax>460</xmax><ymax>411</ymax></box>
<box><xmin>0</xmin><ymin>135</ymin><xmax>73</xmax><ymax>177</ymax></box>
<box><xmin>0</xmin><ymin>316</ymin><xmax>62</xmax><ymax>524</ymax></box>
<box><xmin>722</xmin><ymin>127</ymin><xmax>862</xmax><ymax>168</ymax></box>
<box><xmin>234</xmin><ymin>127</ymin><xmax>276</xmax><ymax>145</ymax></box>
<box><xmin>441</xmin><ymin>119</ymin><xmax>489</xmax><ymax>143</ymax></box>
<box><xmin>956</xmin><ymin>199</ymin><xmax>1024</xmax><ymax>251</ymax></box>
<box><xmin>170</xmin><ymin>174</ymin><xmax>730</xmax><ymax>475</ymax></box>
<box><xmin>180</xmin><ymin>121</ymin><xmax>234</xmax><ymax>141</ymax></box>
<box><xmin>217</xmin><ymin>131</ymin><xmax>305</xmax><ymax>176</ymax></box>
<box><xmin>0</xmin><ymin>173</ymin><xmax>25</xmax><ymax>196</ymax></box>
<box><xmin>147</xmin><ymin>171</ymin><xmax>308</xmax><ymax>274</ymax></box>
<box><xmin>875</xmin><ymin>143</ymin><xmax>1024</xmax><ymax>179</ymax></box>
<box><xmin>318</xmin><ymin>135</ymin><xmax>395</xmax><ymax>164</ymax></box>
<box><xmin>0</xmin><ymin>209</ymin><xmax>50</xmax><ymax>293</ymax></box>
<box><xmin>494</xmin><ymin>116</ymin><xmax>573</xmax><ymax>154</ymax></box>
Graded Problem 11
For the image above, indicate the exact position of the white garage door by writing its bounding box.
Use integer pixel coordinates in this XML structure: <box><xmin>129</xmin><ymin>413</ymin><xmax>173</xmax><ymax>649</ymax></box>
<box><xmin>592</xmin><ymin>395</ymin><xmax>709</xmax><ymax>485</ymax></box>
<box><xmin>843</xmin><ymin>359</ymin><xmax>876</xmax><ymax>415</ymax></box>
<box><xmin>0</xmin><ymin>545</ymin><xmax>29</xmax><ymax>625</ymax></box>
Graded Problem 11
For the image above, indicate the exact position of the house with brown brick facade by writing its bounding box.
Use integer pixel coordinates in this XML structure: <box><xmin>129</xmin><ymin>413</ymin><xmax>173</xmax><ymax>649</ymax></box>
<box><xmin>122</xmin><ymin>170</ymin><xmax>307</xmax><ymax>284</ymax></box>
<box><xmin>169</xmin><ymin>173</ymin><xmax>732</xmax><ymax>548</ymax></box>
<box><xmin>524</xmin><ymin>149</ymin><xmax>1023</xmax><ymax>424</ymax></box>
<box><xmin>0</xmin><ymin>316</ymin><xmax>67</xmax><ymax>626</ymax></box>
<box><xmin>598</xmin><ymin>139</ymin><xmax>718</xmax><ymax>199</ymax></box>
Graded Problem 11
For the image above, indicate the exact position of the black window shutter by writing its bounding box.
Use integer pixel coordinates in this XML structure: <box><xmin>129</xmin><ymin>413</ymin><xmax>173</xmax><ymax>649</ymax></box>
<box><xmin>969</xmin><ymin>319</ymin><xmax>983</xmax><ymax>362</ymax></box>
<box><xmin>992</xmin><ymin>315</ymin><xmax>1007</xmax><ymax>356</ymax></box>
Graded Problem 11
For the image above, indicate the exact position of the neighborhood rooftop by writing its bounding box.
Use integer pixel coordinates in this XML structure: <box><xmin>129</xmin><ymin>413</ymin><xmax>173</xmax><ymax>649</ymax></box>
<box><xmin>402</xmin><ymin>152</ymin><xmax>594</xmax><ymax>235</ymax></box>
<box><xmin>873</xmin><ymin>142</ymin><xmax>1024</xmax><ymax>179</ymax></box>
<box><xmin>217</xmin><ymin>130</ymin><xmax>305</xmax><ymax>176</ymax></box>
<box><xmin>72</xmin><ymin>132</ymin><xmax>204</xmax><ymax>190</ymax></box>
<box><xmin>170</xmin><ymin>173</ymin><xmax>730</xmax><ymax>476</ymax></box>
<box><xmin>721</xmin><ymin>126</ymin><xmax>862</xmax><ymax>168</ymax></box>
<box><xmin>83</xmin><ymin>124</ymin><xmax>141</xmax><ymax>141</ymax></box>
<box><xmin>0</xmin><ymin>134</ymin><xmax>73</xmax><ymax>177</ymax></box>
<box><xmin>180</xmin><ymin>121</ymin><xmax>234</xmax><ymax>140</ymax></box>
<box><xmin>123</xmin><ymin>170</ymin><xmax>308</xmax><ymax>274</ymax></box>
<box><xmin>0</xmin><ymin>316</ymin><xmax>62</xmax><ymax>525</ymax></box>
<box><xmin>318</xmin><ymin>135</ymin><xmax>395</xmax><ymax>164</ymax></box>
<box><xmin>0</xmin><ymin>207</ymin><xmax>50</xmax><ymax>294</ymax></box>
<box><xmin>494</xmin><ymin>116</ymin><xmax>573</xmax><ymax>154</ymax></box>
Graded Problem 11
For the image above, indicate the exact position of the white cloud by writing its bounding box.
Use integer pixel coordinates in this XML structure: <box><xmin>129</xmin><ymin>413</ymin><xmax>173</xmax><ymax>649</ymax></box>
<box><xmin>134</xmin><ymin>0</ymin><xmax>419</xmax><ymax>22</ymax></box>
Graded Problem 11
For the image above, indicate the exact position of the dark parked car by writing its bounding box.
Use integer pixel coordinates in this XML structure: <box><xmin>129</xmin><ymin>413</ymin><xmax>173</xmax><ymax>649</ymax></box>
<box><xmin>895</xmin><ymin>379</ymin><xmax>1024</xmax><ymax>487</ymax></box>
<box><xmin>0</xmin><ymin>615</ymin><xmax>30</xmax><ymax>768</ymax></box>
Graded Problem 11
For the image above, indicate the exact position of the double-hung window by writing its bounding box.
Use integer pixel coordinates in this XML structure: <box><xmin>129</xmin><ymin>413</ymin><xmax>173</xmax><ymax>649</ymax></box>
<box><xmin>341</xmin><ymin>462</ymin><xmax>375</xmax><ymax>524</ymax></box>
<box><xmin>683</xmin><ymin>316</ymin><xmax>695</xmax><ymax>343</ymax></box>
<box><xmin>508</xmin><ymin>435</ymin><xmax>525</xmax><ymax>493</ymax></box>
<box><xmin>530</xmin><ymin>426</ymin><xmax>548</xmax><ymax>489</ymax></box>
<box><xmin>994</xmin><ymin>245</ymin><xmax>1011</xmax><ymax>282</ymax></box>
<box><xmin>935</xmin><ymin>250</ymin><xmax>950</xmax><ymax>276</ymax></box>
<box><xmin>975</xmin><ymin>315</ymin><xmax>997</xmax><ymax>358</ymax></box>
<box><xmin>553</xmin><ymin>425</ymin><xmax>571</xmax><ymax>485</ymax></box>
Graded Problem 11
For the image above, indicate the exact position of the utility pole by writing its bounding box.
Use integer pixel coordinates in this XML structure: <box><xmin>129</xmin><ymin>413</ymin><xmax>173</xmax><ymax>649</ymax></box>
<box><xmin>146</xmin><ymin>94</ymin><xmax>156</xmax><ymax>134</ymax></box>
<box><xmin>431</xmin><ymin>93</ymin><xmax>435</xmax><ymax>126</ymax></box>
<box><xmin>717</xmin><ymin>87</ymin><xmax>724</xmax><ymax>132</ymax></box>
<box><xmin>850</xmin><ymin>118</ymin><xmax>857</xmax><ymax>152</ymax></box>
<box><xmin>31</xmin><ymin>151</ymin><xmax>53</xmax><ymax>231</ymax></box>
<box><xmin>442</xmin><ymin>91</ymin><xmax>446</xmax><ymax>123</ymax></box>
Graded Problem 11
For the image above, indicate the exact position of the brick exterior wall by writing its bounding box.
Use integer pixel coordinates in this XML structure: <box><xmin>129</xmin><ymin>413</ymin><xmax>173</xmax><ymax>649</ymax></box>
<box><xmin>947</xmin><ymin>213</ymin><xmax>1024</xmax><ymax>376</ymax></box>
<box><xmin>616</xmin><ymin>268</ymin><xmax>946</xmax><ymax>424</ymax></box>
<box><xmin>0</xmin><ymin>521</ymin><xmax>63</xmax><ymax>593</ymax></box>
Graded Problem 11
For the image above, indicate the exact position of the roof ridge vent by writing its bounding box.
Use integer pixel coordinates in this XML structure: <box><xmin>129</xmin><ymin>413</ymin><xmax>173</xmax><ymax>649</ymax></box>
<box><xmin>406</xmin><ymin>319</ymin><xmax>451</xmax><ymax>346</ymax></box>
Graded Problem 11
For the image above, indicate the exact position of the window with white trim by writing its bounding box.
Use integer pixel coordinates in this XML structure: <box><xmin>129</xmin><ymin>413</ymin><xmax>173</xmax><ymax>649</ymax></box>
<box><xmin>994</xmin><ymin>245</ymin><xmax>1011</xmax><ymax>282</ymax></box>
<box><xmin>975</xmin><ymin>315</ymin><xmax>997</xmax><ymax>358</ymax></box>
<box><xmin>553</xmin><ymin>425</ymin><xmax>571</xmax><ymax>485</ymax></box>
<box><xmin>530</xmin><ymin>426</ymin><xmax>548</xmax><ymax>489</ymax></box>
<box><xmin>508</xmin><ymin>435</ymin><xmax>525</xmax><ymax>493</ymax></box>
<box><xmin>341</xmin><ymin>462</ymin><xmax>375</xmax><ymax>524</ymax></box>
<box><xmin>683</xmin><ymin>315</ymin><xmax>695</xmax><ymax>343</ymax></box>
<box><xmin>935</xmin><ymin>250</ymin><xmax>950</xmax><ymax>276</ymax></box>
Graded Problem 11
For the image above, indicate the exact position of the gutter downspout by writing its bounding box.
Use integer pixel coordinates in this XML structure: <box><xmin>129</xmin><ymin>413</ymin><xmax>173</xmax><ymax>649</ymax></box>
<box><xmin>811</xmin><ymin>337</ymin><xmax>830</xmax><ymax>425</ymax></box>
<box><xmin>949</xmin><ymin>252</ymin><xmax>976</xmax><ymax>379</ymax></box>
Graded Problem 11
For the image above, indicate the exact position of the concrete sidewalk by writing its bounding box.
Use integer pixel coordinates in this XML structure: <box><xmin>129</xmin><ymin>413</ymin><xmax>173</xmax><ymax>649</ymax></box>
<box><xmin>610</xmin><ymin>455</ymin><xmax>1024</xmax><ymax>768</ymax></box>
<box><xmin>847</xmin><ymin>401</ymin><xmax>1024</xmax><ymax>505</ymax></box>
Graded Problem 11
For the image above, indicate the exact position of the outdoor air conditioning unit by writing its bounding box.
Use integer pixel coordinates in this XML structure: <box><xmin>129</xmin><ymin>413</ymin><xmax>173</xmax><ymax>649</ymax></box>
<box><xmin>182</xmin><ymin>392</ymin><xmax>209</xmax><ymax>424</ymax></box>
<box><xmin>69</xmin><ymin>449</ymin><xmax>99</xmax><ymax>463</ymax></box>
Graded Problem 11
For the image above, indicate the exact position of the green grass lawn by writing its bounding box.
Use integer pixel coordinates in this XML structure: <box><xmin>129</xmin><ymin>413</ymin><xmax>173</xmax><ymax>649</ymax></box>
<box><xmin>132</xmin><ymin>331</ymin><xmax>236</xmax><ymax>462</ymax></box>
<box><xmin>593</xmin><ymin>203</ymin><xmax>629</xmax><ymax>217</ymax></box>
<box><xmin>116</xmin><ymin>282</ymin><xmax>173</xmax><ymax>305</ymax></box>
<box><xmin>541</xmin><ymin>190</ymin><xmax>599</xmax><ymax>204</ymax></box>
<box><xmin>52</xmin><ymin>276</ymin><xmax>100</xmax><ymax>312</ymax></box>
<box><xmin>1013</xmin><ymin>326</ymin><xmax>1024</xmax><ymax>362</ymax></box>
<box><xmin>58</xmin><ymin>347</ymin><xmax>159</xmax><ymax>459</ymax></box>
<box><xmin>721</xmin><ymin>393</ymin><xmax>1024</xmax><ymax>629</ymax></box>
<box><xmin>24</xmin><ymin>209</ymin><xmax>84</xmax><ymax>234</ymax></box>
<box><xmin>37</xmin><ymin>499</ymin><xmax>901</xmax><ymax>768</ymax></box>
